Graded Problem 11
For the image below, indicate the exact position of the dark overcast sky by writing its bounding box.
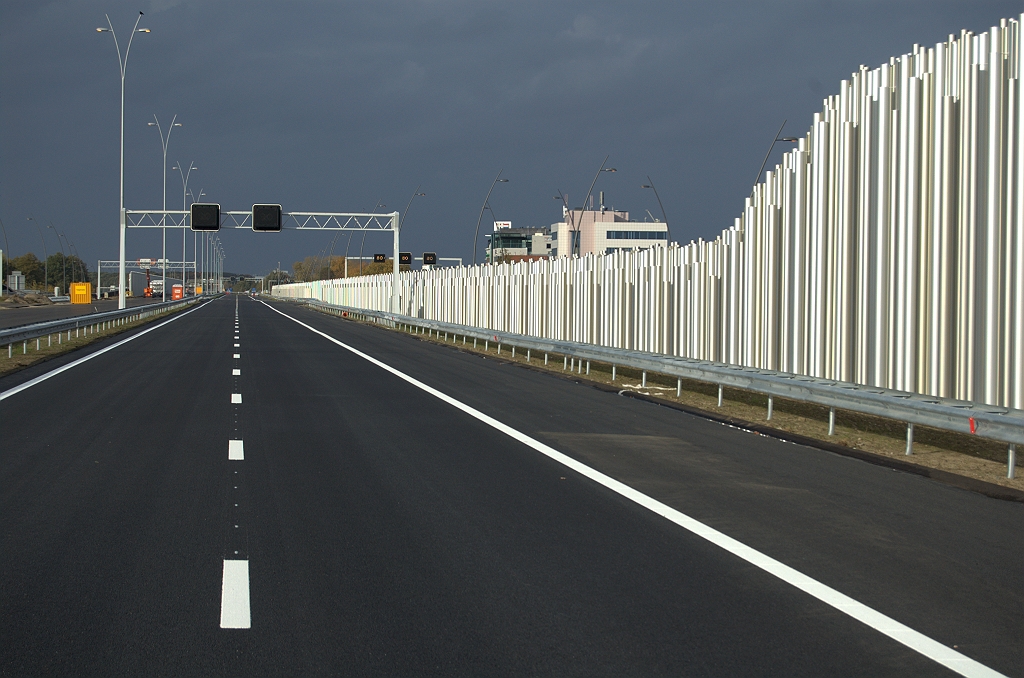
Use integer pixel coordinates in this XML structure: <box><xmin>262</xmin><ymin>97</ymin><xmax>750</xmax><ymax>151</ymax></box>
<box><xmin>1</xmin><ymin>1</ymin><xmax>1020</xmax><ymax>275</ymax></box>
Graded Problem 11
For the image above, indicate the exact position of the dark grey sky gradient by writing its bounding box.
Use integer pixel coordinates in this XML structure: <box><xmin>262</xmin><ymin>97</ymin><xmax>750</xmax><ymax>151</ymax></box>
<box><xmin>2</xmin><ymin>1</ymin><xmax>1019</xmax><ymax>275</ymax></box>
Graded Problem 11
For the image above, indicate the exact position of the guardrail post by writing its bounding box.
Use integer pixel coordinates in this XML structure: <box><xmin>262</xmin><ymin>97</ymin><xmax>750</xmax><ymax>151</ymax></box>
<box><xmin>474</xmin><ymin>338</ymin><xmax>477</xmax><ymax>348</ymax></box>
<box><xmin>676</xmin><ymin>378</ymin><xmax>681</xmax><ymax>397</ymax></box>
<box><xmin>586</xmin><ymin>360</ymin><xmax>590</xmax><ymax>375</ymax></box>
<box><xmin>767</xmin><ymin>396</ymin><xmax>774</xmax><ymax>421</ymax></box>
<box><xmin>544</xmin><ymin>353</ymin><xmax>548</xmax><ymax>365</ymax></box>
<box><xmin>1009</xmin><ymin>444</ymin><xmax>1017</xmax><ymax>479</ymax></box>
<box><xmin>563</xmin><ymin>356</ymin><xmax>567</xmax><ymax>370</ymax></box>
<box><xmin>485</xmin><ymin>340</ymin><xmax>489</xmax><ymax>351</ymax></box>
<box><xmin>642</xmin><ymin>371</ymin><xmax>647</xmax><ymax>387</ymax></box>
<box><xmin>718</xmin><ymin>384</ymin><xmax>723</xmax><ymax>407</ymax></box>
<box><xmin>23</xmin><ymin>341</ymin><xmax>27</xmax><ymax>353</ymax></box>
<box><xmin>611</xmin><ymin>365</ymin><xmax>616</xmax><ymax>381</ymax></box>
<box><xmin>828</xmin><ymin>408</ymin><xmax>836</xmax><ymax>435</ymax></box>
<box><xmin>526</xmin><ymin>349</ymin><xmax>531</xmax><ymax>362</ymax></box>
<box><xmin>497</xmin><ymin>343</ymin><xmax>501</xmax><ymax>355</ymax></box>
<box><xmin>7</xmin><ymin>344</ymin><xmax>11</xmax><ymax>358</ymax></box>
<box><xmin>905</xmin><ymin>423</ymin><xmax>914</xmax><ymax>456</ymax></box>
<box><xmin>512</xmin><ymin>346</ymin><xmax>516</xmax><ymax>358</ymax></box>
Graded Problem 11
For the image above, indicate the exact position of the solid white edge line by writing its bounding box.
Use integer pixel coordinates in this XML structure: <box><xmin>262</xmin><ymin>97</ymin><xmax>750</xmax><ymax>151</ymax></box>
<box><xmin>0</xmin><ymin>300</ymin><xmax>212</xmax><ymax>403</ymax></box>
<box><xmin>219</xmin><ymin>559</ymin><xmax>251</xmax><ymax>629</ymax></box>
<box><xmin>258</xmin><ymin>299</ymin><xmax>1006</xmax><ymax>678</ymax></box>
<box><xmin>228</xmin><ymin>440</ymin><xmax>244</xmax><ymax>460</ymax></box>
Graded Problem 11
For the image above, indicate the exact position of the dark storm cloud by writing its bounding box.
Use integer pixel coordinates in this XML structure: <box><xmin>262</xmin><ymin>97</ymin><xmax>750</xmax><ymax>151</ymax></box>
<box><xmin>1</xmin><ymin>1</ymin><xmax>1019</xmax><ymax>273</ymax></box>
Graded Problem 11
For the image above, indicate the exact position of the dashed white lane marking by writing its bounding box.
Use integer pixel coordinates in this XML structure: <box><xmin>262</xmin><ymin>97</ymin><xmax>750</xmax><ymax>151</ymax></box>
<box><xmin>234</xmin><ymin>336</ymin><xmax>239</xmax><ymax>339</ymax></box>
<box><xmin>234</xmin><ymin>343</ymin><xmax>240</xmax><ymax>348</ymax></box>
<box><xmin>219</xmin><ymin>559</ymin><xmax>251</xmax><ymax>629</ymax></box>
<box><xmin>228</xmin><ymin>440</ymin><xmax>244</xmax><ymax>460</ymax></box>
<box><xmin>231</xmin><ymin>393</ymin><xmax>242</xmax><ymax>404</ymax></box>
<box><xmin>233</xmin><ymin>353</ymin><xmax>240</xmax><ymax>359</ymax></box>
<box><xmin>233</xmin><ymin>369</ymin><xmax>241</xmax><ymax>376</ymax></box>
<box><xmin>0</xmin><ymin>301</ymin><xmax>210</xmax><ymax>403</ymax></box>
<box><xmin>259</xmin><ymin>300</ymin><xmax>1007</xmax><ymax>678</ymax></box>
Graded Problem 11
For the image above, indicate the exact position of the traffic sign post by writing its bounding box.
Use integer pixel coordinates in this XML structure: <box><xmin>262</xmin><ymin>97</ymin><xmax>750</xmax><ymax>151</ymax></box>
<box><xmin>122</xmin><ymin>206</ymin><xmax>402</xmax><ymax>311</ymax></box>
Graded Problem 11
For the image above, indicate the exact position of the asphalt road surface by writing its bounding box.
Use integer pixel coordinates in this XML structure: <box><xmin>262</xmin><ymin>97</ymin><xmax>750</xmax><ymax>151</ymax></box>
<box><xmin>0</xmin><ymin>296</ymin><xmax>170</xmax><ymax>330</ymax></box>
<box><xmin>0</xmin><ymin>295</ymin><xmax>1020</xmax><ymax>677</ymax></box>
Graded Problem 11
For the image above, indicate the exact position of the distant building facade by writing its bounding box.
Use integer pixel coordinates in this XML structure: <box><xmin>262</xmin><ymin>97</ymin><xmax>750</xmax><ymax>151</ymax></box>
<box><xmin>486</xmin><ymin>225</ymin><xmax>553</xmax><ymax>262</ymax></box>
<box><xmin>551</xmin><ymin>208</ymin><xmax>668</xmax><ymax>257</ymax></box>
<box><xmin>6</xmin><ymin>270</ymin><xmax>26</xmax><ymax>291</ymax></box>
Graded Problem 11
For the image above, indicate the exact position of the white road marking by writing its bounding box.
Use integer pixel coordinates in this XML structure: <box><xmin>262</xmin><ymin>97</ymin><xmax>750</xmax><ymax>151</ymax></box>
<box><xmin>231</xmin><ymin>393</ymin><xmax>242</xmax><ymax>404</ymax></box>
<box><xmin>219</xmin><ymin>559</ymin><xmax>251</xmax><ymax>629</ymax></box>
<box><xmin>259</xmin><ymin>300</ymin><xmax>1006</xmax><ymax>678</ymax></box>
<box><xmin>228</xmin><ymin>440</ymin><xmax>244</xmax><ymax>460</ymax></box>
<box><xmin>233</xmin><ymin>353</ymin><xmax>240</xmax><ymax>359</ymax></box>
<box><xmin>234</xmin><ymin>336</ymin><xmax>239</xmax><ymax>339</ymax></box>
<box><xmin>234</xmin><ymin>343</ymin><xmax>240</xmax><ymax>347</ymax></box>
<box><xmin>0</xmin><ymin>301</ymin><xmax>211</xmax><ymax>403</ymax></box>
<box><xmin>233</xmin><ymin>369</ymin><xmax>241</xmax><ymax>376</ymax></box>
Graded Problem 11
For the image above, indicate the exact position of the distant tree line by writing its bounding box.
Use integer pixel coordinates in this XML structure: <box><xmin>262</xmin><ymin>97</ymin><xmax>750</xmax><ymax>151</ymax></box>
<box><xmin>3</xmin><ymin>252</ymin><xmax>91</xmax><ymax>293</ymax></box>
<box><xmin>292</xmin><ymin>255</ymin><xmax>409</xmax><ymax>281</ymax></box>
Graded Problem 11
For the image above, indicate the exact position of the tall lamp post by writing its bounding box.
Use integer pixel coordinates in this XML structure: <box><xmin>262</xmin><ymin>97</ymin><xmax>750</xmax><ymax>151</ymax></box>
<box><xmin>473</xmin><ymin>170</ymin><xmax>508</xmax><ymax>265</ymax></box>
<box><xmin>350</xmin><ymin>199</ymin><xmax>385</xmax><ymax>277</ymax></box>
<box><xmin>26</xmin><ymin>217</ymin><xmax>48</xmax><ymax>292</ymax></box>
<box><xmin>554</xmin><ymin>157</ymin><xmax>616</xmax><ymax>257</ymax></box>
<box><xmin>401</xmin><ymin>186</ymin><xmax>426</xmax><ymax>231</ymax></box>
<box><xmin>189</xmin><ymin>188</ymin><xmax>205</xmax><ymax>292</ymax></box>
<box><xmin>49</xmin><ymin>223</ymin><xmax>68</xmax><ymax>294</ymax></box>
<box><xmin>751</xmin><ymin>120</ymin><xmax>799</xmax><ymax>194</ymax></box>
<box><xmin>97</xmin><ymin>12</ymin><xmax>150</xmax><ymax>309</ymax></box>
<box><xmin>148</xmin><ymin>115</ymin><xmax>182</xmax><ymax>301</ymax></box>
<box><xmin>172</xmin><ymin>163</ymin><xmax>198</xmax><ymax>293</ymax></box>
<box><xmin>640</xmin><ymin>176</ymin><xmax>671</xmax><ymax>244</ymax></box>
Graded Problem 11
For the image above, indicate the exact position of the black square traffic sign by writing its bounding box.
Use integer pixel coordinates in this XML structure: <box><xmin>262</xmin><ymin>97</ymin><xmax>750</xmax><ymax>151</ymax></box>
<box><xmin>252</xmin><ymin>204</ymin><xmax>282</xmax><ymax>232</ymax></box>
<box><xmin>190</xmin><ymin>203</ymin><xmax>220</xmax><ymax>231</ymax></box>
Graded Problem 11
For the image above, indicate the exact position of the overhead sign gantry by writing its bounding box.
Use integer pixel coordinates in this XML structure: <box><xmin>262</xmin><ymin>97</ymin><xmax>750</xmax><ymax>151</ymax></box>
<box><xmin>118</xmin><ymin>205</ymin><xmax>401</xmax><ymax>311</ymax></box>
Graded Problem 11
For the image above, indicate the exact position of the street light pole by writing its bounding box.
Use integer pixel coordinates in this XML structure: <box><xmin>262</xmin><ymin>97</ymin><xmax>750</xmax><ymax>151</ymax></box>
<box><xmin>354</xmin><ymin>199</ymin><xmax>386</xmax><ymax>277</ymax></box>
<box><xmin>751</xmin><ymin>120</ymin><xmax>799</xmax><ymax>195</ymax></box>
<box><xmin>26</xmin><ymin>217</ymin><xmax>48</xmax><ymax>292</ymax></box>
<box><xmin>97</xmin><ymin>12</ymin><xmax>150</xmax><ymax>309</ymax></box>
<box><xmin>555</xmin><ymin>157</ymin><xmax>616</xmax><ymax>257</ymax></box>
<box><xmin>641</xmin><ymin>175</ymin><xmax>671</xmax><ymax>244</ymax></box>
<box><xmin>473</xmin><ymin>170</ymin><xmax>508</xmax><ymax>265</ymax></box>
<box><xmin>148</xmin><ymin>115</ymin><xmax>181</xmax><ymax>301</ymax></box>
<box><xmin>49</xmin><ymin>224</ymin><xmax>67</xmax><ymax>294</ymax></box>
<box><xmin>173</xmin><ymin>163</ymin><xmax>198</xmax><ymax>293</ymax></box>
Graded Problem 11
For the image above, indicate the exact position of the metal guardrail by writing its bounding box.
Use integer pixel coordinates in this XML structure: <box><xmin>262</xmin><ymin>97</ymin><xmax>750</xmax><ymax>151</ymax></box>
<box><xmin>296</xmin><ymin>299</ymin><xmax>1023</xmax><ymax>469</ymax></box>
<box><xmin>0</xmin><ymin>296</ymin><xmax>204</xmax><ymax>346</ymax></box>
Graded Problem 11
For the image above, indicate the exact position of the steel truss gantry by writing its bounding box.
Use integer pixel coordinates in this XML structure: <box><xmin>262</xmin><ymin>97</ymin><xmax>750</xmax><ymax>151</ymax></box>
<box><xmin>118</xmin><ymin>208</ymin><xmax>402</xmax><ymax>310</ymax></box>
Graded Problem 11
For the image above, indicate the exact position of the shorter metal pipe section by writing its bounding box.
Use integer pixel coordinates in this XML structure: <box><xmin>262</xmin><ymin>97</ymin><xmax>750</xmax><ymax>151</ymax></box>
<box><xmin>906</xmin><ymin>423</ymin><xmax>914</xmax><ymax>456</ymax></box>
<box><xmin>767</xmin><ymin>396</ymin><xmax>774</xmax><ymax>421</ymax></box>
<box><xmin>1009</xmin><ymin>444</ymin><xmax>1017</xmax><ymax>479</ymax></box>
<box><xmin>828</xmin><ymin>408</ymin><xmax>836</xmax><ymax>436</ymax></box>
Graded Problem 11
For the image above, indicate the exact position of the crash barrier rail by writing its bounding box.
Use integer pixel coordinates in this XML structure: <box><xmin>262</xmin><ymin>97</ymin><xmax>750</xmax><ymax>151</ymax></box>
<box><xmin>0</xmin><ymin>296</ymin><xmax>207</xmax><ymax>348</ymax></box>
<box><xmin>298</xmin><ymin>298</ymin><xmax>1021</xmax><ymax>479</ymax></box>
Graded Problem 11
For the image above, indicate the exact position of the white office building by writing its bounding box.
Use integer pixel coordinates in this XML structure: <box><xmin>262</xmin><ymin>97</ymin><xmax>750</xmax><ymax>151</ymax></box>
<box><xmin>551</xmin><ymin>208</ymin><xmax>668</xmax><ymax>257</ymax></box>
